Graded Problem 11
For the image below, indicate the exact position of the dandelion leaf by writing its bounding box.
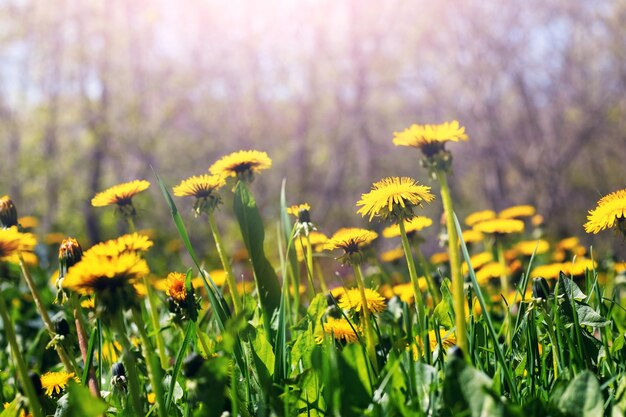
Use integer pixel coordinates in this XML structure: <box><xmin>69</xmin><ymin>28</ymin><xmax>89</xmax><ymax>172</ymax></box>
<box><xmin>557</xmin><ymin>371</ymin><xmax>603</xmax><ymax>417</ymax></box>
<box><xmin>433</xmin><ymin>278</ymin><xmax>454</xmax><ymax>329</ymax></box>
<box><xmin>54</xmin><ymin>382</ymin><xmax>108</xmax><ymax>417</ymax></box>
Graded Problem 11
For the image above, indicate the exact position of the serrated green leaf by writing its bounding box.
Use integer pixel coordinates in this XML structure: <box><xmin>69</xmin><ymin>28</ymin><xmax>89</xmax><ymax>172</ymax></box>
<box><xmin>575</xmin><ymin>302</ymin><xmax>611</xmax><ymax>327</ymax></box>
<box><xmin>558</xmin><ymin>272</ymin><xmax>587</xmax><ymax>301</ymax></box>
<box><xmin>433</xmin><ymin>279</ymin><xmax>454</xmax><ymax>329</ymax></box>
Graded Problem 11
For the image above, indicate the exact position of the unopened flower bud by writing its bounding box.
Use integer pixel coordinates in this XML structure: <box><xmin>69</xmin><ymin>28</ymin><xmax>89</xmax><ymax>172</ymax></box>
<box><xmin>53</xmin><ymin>315</ymin><xmax>70</xmax><ymax>336</ymax></box>
<box><xmin>532</xmin><ymin>277</ymin><xmax>550</xmax><ymax>300</ymax></box>
<box><xmin>0</xmin><ymin>195</ymin><xmax>18</xmax><ymax>229</ymax></box>
<box><xmin>112</xmin><ymin>362</ymin><xmax>126</xmax><ymax>378</ymax></box>
<box><xmin>58</xmin><ymin>238</ymin><xmax>83</xmax><ymax>277</ymax></box>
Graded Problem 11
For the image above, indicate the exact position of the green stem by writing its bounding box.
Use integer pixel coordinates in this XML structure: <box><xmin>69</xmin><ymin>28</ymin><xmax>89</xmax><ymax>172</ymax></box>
<box><xmin>414</xmin><ymin>243</ymin><xmax>440</xmax><ymax>304</ymax></box>
<box><xmin>208</xmin><ymin>212</ymin><xmax>242</xmax><ymax>314</ymax></box>
<box><xmin>436</xmin><ymin>169</ymin><xmax>468</xmax><ymax>352</ymax></box>
<box><xmin>0</xmin><ymin>295</ymin><xmax>44</xmax><ymax>417</ymax></box>
<box><xmin>352</xmin><ymin>264</ymin><xmax>378</xmax><ymax>373</ymax></box>
<box><xmin>496</xmin><ymin>239</ymin><xmax>509</xmax><ymax>295</ymax></box>
<box><xmin>112</xmin><ymin>311</ymin><xmax>144</xmax><ymax>417</ymax></box>
<box><xmin>398</xmin><ymin>221</ymin><xmax>427</xmax><ymax>315</ymax></box>
<box><xmin>69</xmin><ymin>295</ymin><xmax>100</xmax><ymax>397</ymax></box>
<box><xmin>18</xmin><ymin>256</ymin><xmax>75</xmax><ymax>373</ymax></box>
<box><xmin>142</xmin><ymin>274</ymin><xmax>169</xmax><ymax>369</ymax></box>
<box><xmin>302</xmin><ymin>235</ymin><xmax>316</xmax><ymax>298</ymax></box>
<box><xmin>132</xmin><ymin>308</ymin><xmax>167</xmax><ymax>417</ymax></box>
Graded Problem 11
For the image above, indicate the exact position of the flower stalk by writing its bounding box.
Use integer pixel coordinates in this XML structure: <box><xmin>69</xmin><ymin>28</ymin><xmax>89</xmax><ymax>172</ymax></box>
<box><xmin>208</xmin><ymin>212</ymin><xmax>242</xmax><ymax>313</ymax></box>
<box><xmin>352</xmin><ymin>264</ymin><xmax>378</xmax><ymax>372</ymax></box>
<box><xmin>435</xmin><ymin>169</ymin><xmax>468</xmax><ymax>352</ymax></box>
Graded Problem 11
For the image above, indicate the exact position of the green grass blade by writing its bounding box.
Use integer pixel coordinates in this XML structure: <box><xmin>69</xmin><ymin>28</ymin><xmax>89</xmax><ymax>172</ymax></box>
<box><xmin>81</xmin><ymin>327</ymin><xmax>98</xmax><ymax>386</ymax></box>
<box><xmin>453</xmin><ymin>212</ymin><xmax>518</xmax><ymax>401</ymax></box>
<box><xmin>166</xmin><ymin>320</ymin><xmax>196</xmax><ymax>412</ymax></box>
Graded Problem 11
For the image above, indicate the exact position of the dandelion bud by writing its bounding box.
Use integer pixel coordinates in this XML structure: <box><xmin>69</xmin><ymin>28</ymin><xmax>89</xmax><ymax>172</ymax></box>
<box><xmin>448</xmin><ymin>346</ymin><xmax>464</xmax><ymax>360</ymax></box>
<box><xmin>53</xmin><ymin>315</ymin><xmax>70</xmax><ymax>337</ymax></box>
<box><xmin>112</xmin><ymin>362</ymin><xmax>126</xmax><ymax>378</ymax></box>
<box><xmin>532</xmin><ymin>277</ymin><xmax>550</xmax><ymax>300</ymax></box>
<box><xmin>0</xmin><ymin>195</ymin><xmax>18</xmax><ymax>229</ymax></box>
<box><xmin>58</xmin><ymin>237</ymin><xmax>83</xmax><ymax>277</ymax></box>
<box><xmin>183</xmin><ymin>352</ymin><xmax>205</xmax><ymax>378</ymax></box>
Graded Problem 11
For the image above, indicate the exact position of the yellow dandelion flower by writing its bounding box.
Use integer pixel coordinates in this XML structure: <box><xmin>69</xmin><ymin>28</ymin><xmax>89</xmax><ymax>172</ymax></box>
<box><xmin>83</xmin><ymin>233</ymin><xmax>153</xmax><ymax>259</ymax></box>
<box><xmin>324</xmin><ymin>228</ymin><xmax>377</xmax><ymax>264</ymax></box>
<box><xmin>382</xmin><ymin>216</ymin><xmax>433</xmax><ymax>238</ymax></box>
<box><xmin>461</xmin><ymin>229</ymin><xmax>485</xmax><ymax>244</ymax></box>
<box><xmin>473</xmin><ymin>218</ymin><xmax>525</xmax><ymax>235</ymax></box>
<box><xmin>557</xmin><ymin>237</ymin><xmax>579</xmax><ymax>251</ymax></box>
<box><xmin>380</xmin><ymin>247</ymin><xmax>405</xmax><ymax>263</ymax></box>
<box><xmin>166</xmin><ymin>272</ymin><xmax>188</xmax><ymax>302</ymax></box>
<box><xmin>317</xmin><ymin>317</ymin><xmax>360</xmax><ymax>344</ymax></box>
<box><xmin>531</xmin><ymin>263</ymin><xmax>564</xmax><ymax>280</ymax></box>
<box><xmin>81</xmin><ymin>298</ymin><xmax>95</xmax><ymax>309</ymax></box>
<box><xmin>91</xmin><ymin>180</ymin><xmax>150</xmax><ymax>208</ymax></box>
<box><xmin>390</xmin><ymin>281</ymin><xmax>427</xmax><ymax>304</ymax></box>
<box><xmin>294</xmin><ymin>231</ymin><xmax>328</xmax><ymax>261</ymax></box>
<box><xmin>209</xmin><ymin>150</ymin><xmax>272</xmax><ymax>182</ymax></box>
<box><xmin>357</xmin><ymin>177</ymin><xmax>435</xmax><ymax>222</ymax></box>
<box><xmin>236</xmin><ymin>281</ymin><xmax>255</xmax><ymax>294</ymax></box>
<box><xmin>584</xmin><ymin>189</ymin><xmax>626</xmax><ymax>234</ymax></box>
<box><xmin>615</xmin><ymin>262</ymin><xmax>626</xmax><ymax>274</ymax></box>
<box><xmin>514</xmin><ymin>240</ymin><xmax>550</xmax><ymax>256</ymax></box>
<box><xmin>430</xmin><ymin>252</ymin><xmax>449</xmax><ymax>264</ymax></box>
<box><xmin>393</xmin><ymin>121</ymin><xmax>468</xmax><ymax>156</ymax></box>
<box><xmin>203</xmin><ymin>270</ymin><xmax>227</xmax><ymax>287</ymax></box>
<box><xmin>41</xmin><ymin>371</ymin><xmax>78</xmax><ymax>396</ymax></box>
<box><xmin>329</xmin><ymin>286</ymin><xmax>347</xmax><ymax>300</ymax></box>
<box><xmin>531</xmin><ymin>214</ymin><xmax>544</xmax><ymax>227</ymax></box>
<box><xmin>465</xmin><ymin>210</ymin><xmax>496</xmax><ymax>227</ymax></box>
<box><xmin>173</xmin><ymin>174</ymin><xmax>226</xmax><ymax>215</ymax></box>
<box><xmin>461</xmin><ymin>251</ymin><xmax>494</xmax><ymax>274</ymax></box>
<box><xmin>491</xmin><ymin>291</ymin><xmax>522</xmax><ymax>306</ymax></box>
<box><xmin>498</xmin><ymin>205</ymin><xmax>536</xmax><ymax>219</ymax></box>
<box><xmin>339</xmin><ymin>288</ymin><xmax>386</xmax><ymax>313</ymax></box>
<box><xmin>62</xmin><ymin>252</ymin><xmax>149</xmax><ymax>296</ymax></box>
<box><xmin>18</xmin><ymin>216</ymin><xmax>38</xmax><ymax>229</ymax></box>
<box><xmin>287</xmin><ymin>203</ymin><xmax>311</xmax><ymax>218</ymax></box>
<box><xmin>147</xmin><ymin>392</ymin><xmax>156</xmax><ymax>405</ymax></box>
<box><xmin>566</xmin><ymin>257</ymin><xmax>597</xmax><ymax>276</ymax></box>
<box><xmin>424</xmin><ymin>329</ymin><xmax>457</xmax><ymax>352</ymax></box>
<box><xmin>101</xmin><ymin>341</ymin><xmax>122</xmax><ymax>362</ymax></box>
<box><xmin>0</xmin><ymin>227</ymin><xmax>36</xmax><ymax>263</ymax></box>
<box><xmin>475</xmin><ymin>262</ymin><xmax>508</xmax><ymax>285</ymax></box>
<box><xmin>173</xmin><ymin>174</ymin><xmax>226</xmax><ymax>198</ymax></box>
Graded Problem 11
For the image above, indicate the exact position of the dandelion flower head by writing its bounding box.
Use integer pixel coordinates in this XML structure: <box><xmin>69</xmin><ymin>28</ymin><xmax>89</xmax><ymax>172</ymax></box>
<box><xmin>209</xmin><ymin>150</ymin><xmax>272</xmax><ymax>182</ymax></box>
<box><xmin>41</xmin><ymin>371</ymin><xmax>78</xmax><ymax>396</ymax></box>
<box><xmin>584</xmin><ymin>188</ymin><xmax>626</xmax><ymax>235</ymax></box>
<box><xmin>357</xmin><ymin>177</ymin><xmax>434</xmax><ymax>222</ymax></box>
<box><xmin>382</xmin><ymin>216</ymin><xmax>433</xmax><ymax>238</ymax></box>
<box><xmin>91</xmin><ymin>180</ymin><xmax>150</xmax><ymax>208</ymax></box>
<box><xmin>339</xmin><ymin>288</ymin><xmax>386</xmax><ymax>313</ymax></box>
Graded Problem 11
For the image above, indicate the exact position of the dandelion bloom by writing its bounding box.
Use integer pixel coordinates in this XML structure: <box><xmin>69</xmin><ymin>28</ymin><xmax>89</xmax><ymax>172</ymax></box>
<box><xmin>83</xmin><ymin>233</ymin><xmax>153</xmax><ymax>259</ymax></box>
<box><xmin>165</xmin><ymin>272</ymin><xmax>188</xmax><ymax>302</ymax></box>
<box><xmin>339</xmin><ymin>288</ymin><xmax>386</xmax><ymax>313</ymax></box>
<box><xmin>461</xmin><ymin>229</ymin><xmax>484</xmax><ymax>244</ymax></box>
<box><xmin>294</xmin><ymin>231</ymin><xmax>328</xmax><ymax>261</ymax></box>
<box><xmin>475</xmin><ymin>262</ymin><xmax>508</xmax><ymax>285</ymax></box>
<box><xmin>173</xmin><ymin>174</ymin><xmax>226</xmax><ymax>215</ymax></box>
<box><xmin>531</xmin><ymin>263</ymin><xmax>563</xmax><ymax>280</ymax></box>
<box><xmin>425</xmin><ymin>329</ymin><xmax>457</xmax><ymax>352</ymax></box>
<box><xmin>393</xmin><ymin>121</ymin><xmax>468</xmax><ymax>157</ymax></box>
<box><xmin>18</xmin><ymin>216</ymin><xmax>38</xmax><ymax>229</ymax></box>
<box><xmin>91</xmin><ymin>180</ymin><xmax>150</xmax><ymax>209</ymax></box>
<box><xmin>380</xmin><ymin>247</ymin><xmax>405</xmax><ymax>263</ymax></box>
<box><xmin>430</xmin><ymin>252</ymin><xmax>449</xmax><ymax>264</ymax></box>
<box><xmin>464</xmin><ymin>210</ymin><xmax>496</xmax><ymax>227</ymax></box>
<box><xmin>390</xmin><ymin>281</ymin><xmax>427</xmax><ymax>304</ymax></box>
<box><xmin>357</xmin><ymin>177</ymin><xmax>434</xmax><ymax>221</ymax></box>
<box><xmin>325</xmin><ymin>228</ymin><xmax>377</xmax><ymax>264</ymax></box>
<box><xmin>40</xmin><ymin>371</ymin><xmax>78</xmax><ymax>396</ymax></box>
<box><xmin>461</xmin><ymin>251</ymin><xmax>494</xmax><ymax>274</ymax></box>
<box><xmin>584</xmin><ymin>188</ymin><xmax>626</xmax><ymax>235</ymax></box>
<box><xmin>382</xmin><ymin>216</ymin><xmax>433</xmax><ymax>238</ymax></box>
<box><xmin>317</xmin><ymin>317</ymin><xmax>360</xmax><ymax>344</ymax></box>
<box><xmin>62</xmin><ymin>252</ymin><xmax>149</xmax><ymax>296</ymax></box>
<box><xmin>498</xmin><ymin>205</ymin><xmax>536</xmax><ymax>219</ymax></box>
<box><xmin>209</xmin><ymin>150</ymin><xmax>272</xmax><ymax>182</ymax></box>
<box><xmin>514</xmin><ymin>240</ymin><xmax>550</xmax><ymax>256</ymax></box>
<box><xmin>473</xmin><ymin>218</ymin><xmax>525</xmax><ymax>235</ymax></box>
<box><xmin>0</xmin><ymin>227</ymin><xmax>37</xmax><ymax>263</ymax></box>
<box><xmin>287</xmin><ymin>203</ymin><xmax>311</xmax><ymax>219</ymax></box>
<box><xmin>566</xmin><ymin>257</ymin><xmax>597</xmax><ymax>276</ymax></box>
<box><xmin>556</xmin><ymin>237</ymin><xmax>579</xmax><ymax>251</ymax></box>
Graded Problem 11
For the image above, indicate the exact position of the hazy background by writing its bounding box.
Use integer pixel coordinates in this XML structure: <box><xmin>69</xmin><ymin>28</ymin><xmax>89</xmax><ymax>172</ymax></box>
<box><xmin>0</xmin><ymin>0</ymin><xmax>625</xmax><ymax>256</ymax></box>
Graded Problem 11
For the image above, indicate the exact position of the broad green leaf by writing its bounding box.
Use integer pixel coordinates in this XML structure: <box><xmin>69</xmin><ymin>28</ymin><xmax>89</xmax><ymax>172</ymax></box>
<box><xmin>615</xmin><ymin>375</ymin><xmax>626</xmax><ymax>414</ymax></box>
<box><xmin>558</xmin><ymin>371</ymin><xmax>603</xmax><ymax>417</ymax></box>
<box><xmin>433</xmin><ymin>279</ymin><xmax>454</xmax><ymax>329</ymax></box>
<box><xmin>575</xmin><ymin>302</ymin><xmax>611</xmax><ymax>327</ymax></box>
<box><xmin>337</xmin><ymin>343</ymin><xmax>371</xmax><ymax>416</ymax></box>
<box><xmin>558</xmin><ymin>272</ymin><xmax>587</xmax><ymax>301</ymax></box>
<box><xmin>244</xmin><ymin>324</ymin><xmax>275</xmax><ymax>382</ymax></box>
<box><xmin>233</xmin><ymin>181</ymin><xmax>281</xmax><ymax>328</ymax></box>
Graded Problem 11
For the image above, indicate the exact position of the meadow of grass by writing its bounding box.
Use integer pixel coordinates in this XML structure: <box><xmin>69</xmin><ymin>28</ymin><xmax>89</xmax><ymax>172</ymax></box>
<box><xmin>0</xmin><ymin>122</ymin><xmax>625</xmax><ymax>417</ymax></box>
